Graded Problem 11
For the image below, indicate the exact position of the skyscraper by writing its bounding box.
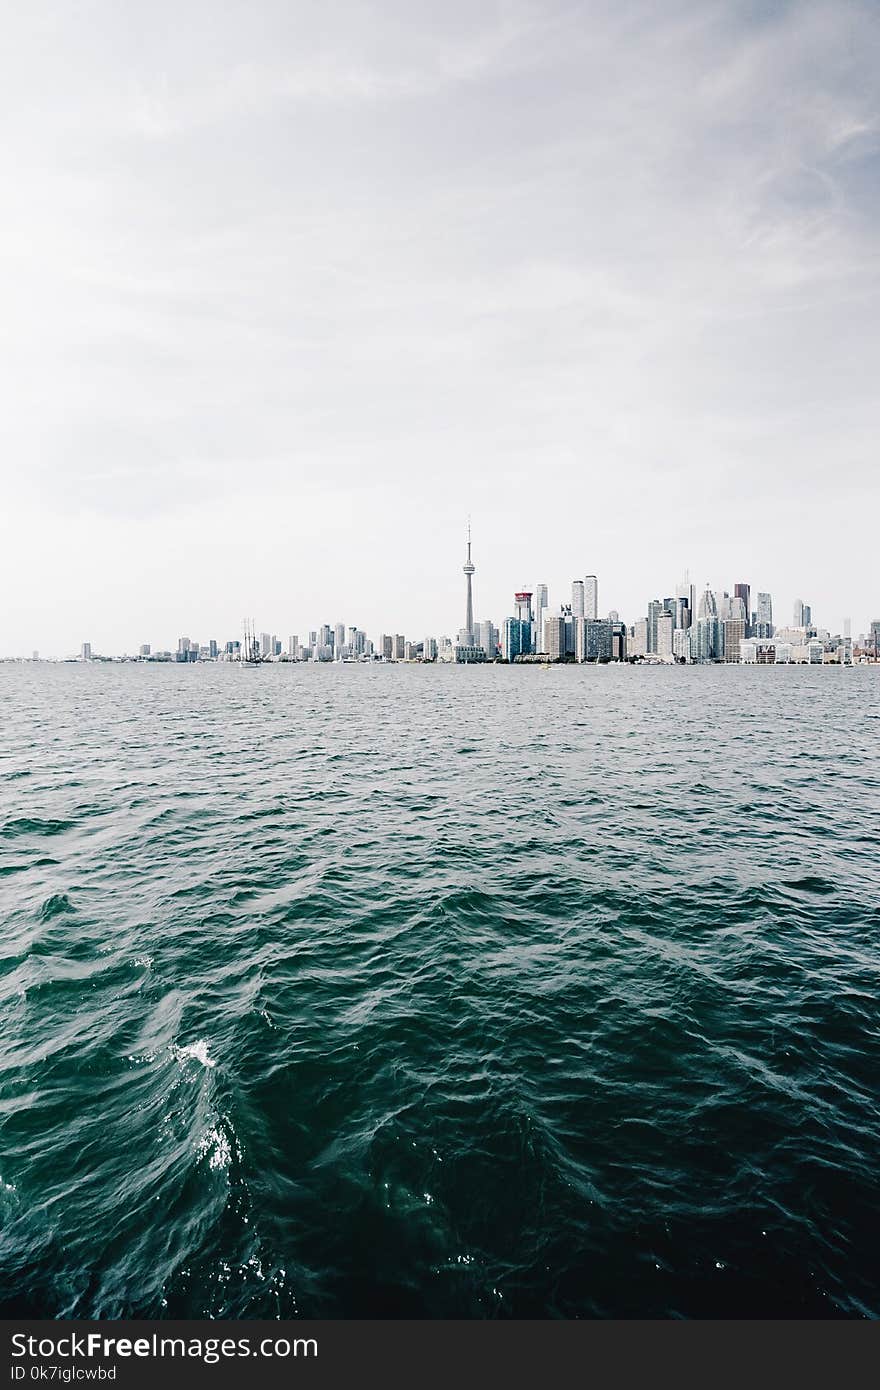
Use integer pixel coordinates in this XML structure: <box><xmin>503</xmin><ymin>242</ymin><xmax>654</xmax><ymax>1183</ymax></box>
<box><xmin>534</xmin><ymin>584</ymin><xmax>548</xmax><ymax>653</ymax></box>
<box><xmin>734</xmin><ymin>583</ymin><xmax>750</xmax><ymax>635</ymax></box>
<box><xmin>755</xmin><ymin>592</ymin><xmax>773</xmax><ymax>638</ymax></box>
<box><xmin>793</xmin><ymin>598</ymin><xmax>805</xmax><ymax>628</ymax></box>
<box><xmin>515</xmin><ymin>592</ymin><xmax>532</xmax><ymax>624</ymax></box>
<box><xmin>585</xmin><ymin>575</ymin><xmax>598</xmax><ymax>620</ymax></box>
<box><xmin>476</xmin><ymin>620</ymin><xmax>497</xmax><ymax>657</ymax></box>
<box><xmin>462</xmin><ymin>522</ymin><xmax>475</xmax><ymax>647</ymax></box>
<box><xmin>502</xmin><ymin>617</ymin><xmax>531</xmax><ymax>662</ymax></box>
<box><xmin>544</xmin><ymin>615</ymin><xmax>566</xmax><ymax>661</ymax></box>
<box><xmin>571</xmin><ymin>580</ymin><xmax>585</xmax><ymax>617</ymax></box>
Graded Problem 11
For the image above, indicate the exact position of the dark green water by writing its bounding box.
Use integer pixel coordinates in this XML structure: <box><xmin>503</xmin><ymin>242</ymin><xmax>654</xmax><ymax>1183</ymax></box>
<box><xmin>1</xmin><ymin>663</ymin><xmax>878</xmax><ymax>1318</ymax></box>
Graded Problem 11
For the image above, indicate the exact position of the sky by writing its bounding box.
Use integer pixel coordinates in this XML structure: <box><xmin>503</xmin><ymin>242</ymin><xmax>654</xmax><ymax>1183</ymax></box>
<box><xmin>2</xmin><ymin>0</ymin><xmax>878</xmax><ymax>656</ymax></box>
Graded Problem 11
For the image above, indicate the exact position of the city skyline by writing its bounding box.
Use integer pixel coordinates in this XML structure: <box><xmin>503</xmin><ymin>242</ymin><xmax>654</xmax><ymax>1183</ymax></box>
<box><xmin>15</xmin><ymin>524</ymin><xmax>877</xmax><ymax>663</ymax></box>
<box><xmin>2</xmin><ymin>2</ymin><xmax>879</xmax><ymax>658</ymax></box>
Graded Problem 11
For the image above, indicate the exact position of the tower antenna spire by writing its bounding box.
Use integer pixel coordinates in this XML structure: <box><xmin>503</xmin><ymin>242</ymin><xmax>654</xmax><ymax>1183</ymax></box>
<box><xmin>462</xmin><ymin>517</ymin><xmax>475</xmax><ymax>646</ymax></box>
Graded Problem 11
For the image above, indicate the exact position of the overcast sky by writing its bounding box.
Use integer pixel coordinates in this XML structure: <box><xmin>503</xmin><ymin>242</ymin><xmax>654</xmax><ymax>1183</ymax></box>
<box><xmin>2</xmin><ymin>0</ymin><xmax>878</xmax><ymax>655</ymax></box>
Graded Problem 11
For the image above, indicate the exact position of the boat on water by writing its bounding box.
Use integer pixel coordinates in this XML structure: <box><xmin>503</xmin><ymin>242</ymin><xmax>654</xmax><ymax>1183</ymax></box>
<box><xmin>240</xmin><ymin>620</ymin><xmax>263</xmax><ymax>667</ymax></box>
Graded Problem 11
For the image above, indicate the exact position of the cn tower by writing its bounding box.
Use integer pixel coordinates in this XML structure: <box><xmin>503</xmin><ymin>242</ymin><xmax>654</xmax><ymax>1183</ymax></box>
<box><xmin>463</xmin><ymin>520</ymin><xmax>475</xmax><ymax>645</ymax></box>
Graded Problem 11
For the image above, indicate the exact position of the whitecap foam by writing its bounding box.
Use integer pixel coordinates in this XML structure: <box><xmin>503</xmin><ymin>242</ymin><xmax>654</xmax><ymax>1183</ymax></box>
<box><xmin>197</xmin><ymin>1124</ymin><xmax>232</xmax><ymax>1171</ymax></box>
<box><xmin>172</xmin><ymin>1040</ymin><xmax>216</xmax><ymax>1068</ymax></box>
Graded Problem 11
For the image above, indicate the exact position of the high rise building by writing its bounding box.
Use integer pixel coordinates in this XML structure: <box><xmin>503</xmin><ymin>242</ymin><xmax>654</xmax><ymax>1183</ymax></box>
<box><xmin>697</xmin><ymin>586</ymin><xmax>717</xmax><ymax>620</ymax></box>
<box><xmin>630</xmin><ymin>618</ymin><xmax>648</xmax><ymax>658</ymax></box>
<box><xmin>723</xmin><ymin>619</ymin><xmax>745</xmax><ymax>663</ymax></box>
<box><xmin>571</xmin><ymin>580</ymin><xmax>585</xmax><ymax>618</ymax></box>
<box><xmin>676</xmin><ymin>572</ymin><xmax>696</xmax><ymax>621</ymax></box>
<box><xmin>803</xmin><ymin>604</ymin><xmax>812</xmax><ymax>629</ymax></box>
<box><xmin>81</xmin><ymin>642</ymin><xmax>92</xmax><ymax>660</ymax></box>
<box><xmin>208</xmin><ymin>640</ymin><xmax>218</xmax><ymax>659</ymax></box>
<box><xmin>734</xmin><ymin>583</ymin><xmax>750</xmax><ymax>634</ymax></box>
<box><xmin>515</xmin><ymin>592</ymin><xmax>533</xmax><ymax>625</ymax></box>
<box><xmin>393</xmin><ymin>634</ymin><xmax>406</xmax><ymax>660</ymax></box>
<box><xmin>534</xmin><ymin>584</ymin><xmax>548</xmax><ymax>652</ymax></box>
<box><xmin>647</xmin><ymin>599</ymin><xmax>663</xmax><ymax>653</ymax></box>
<box><xmin>423</xmin><ymin>637</ymin><xmax>438</xmax><ymax>661</ymax></box>
<box><xmin>260</xmin><ymin>632</ymin><xmax>272</xmax><ymax>659</ymax></box>
<box><xmin>754</xmin><ymin>592</ymin><xmax>773</xmax><ymax>638</ymax></box>
<box><xmin>139</xmin><ymin>644</ymin><xmax>150</xmax><ymax>657</ymax></box>
<box><xmin>585</xmin><ymin>575</ymin><xmax>598</xmax><ymax>621</ymax></box>
<box><xmin>575</xmin><ymin>618</ymin><xmax>613</xmax><ymax>662</ymax></box>
<box><xmin>380</xmin><ymin>634</ymin><xmax>393</xmax><ymax>660</ymax></box>
<box><xmin>793</xmin><ymin>599</ymin><xmax>805</xmax><ymax>628</ymax></box>
<box><xmin>870</xmin><ymin>619</ymin><xmax>880</xmax><ymax>658</ymax></box>
<box><xmin>288</xmin><ymin>635</ymin><xmax>300</xmax><ymax>659</ymax></box>
<box><xmin>656</xmin><ymin>613</ymin><xmax>673</xmax><ymax>661</ymax></box>
<box><xmin>335</xmin><ymin>623</ymin><xmax>346</xmax><ymax>656</ymax></box>
<box><xmin>476</xmin><ymin>620</ymin><xmax>497</xmax><ymax>657</ymax></box>
<box><xmin>502</xmin><ymin>617</ymin><xmax>531</xmax><ymax>662</ymax></box>
<box><xmin>544</xmin><ymin>615</ymin><xmax>566</xmax><ymax>661</ymax></box>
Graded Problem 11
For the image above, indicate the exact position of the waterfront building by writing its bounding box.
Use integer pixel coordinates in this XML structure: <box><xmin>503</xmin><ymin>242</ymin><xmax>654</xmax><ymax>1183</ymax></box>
<box><xmin>585</xmin><ymin>575</ymin><xmax>598</xmax><ymax>621</ymax></box>
<box><xmin>691</xmin><ymin>611</ymin><xmax>721</xmax><ymax>662</ymax></box>
<box><xmin>288</xmin><ymin>635</ymin><xmax>300</xmax><ymax>659</ymax></box>
<box><xmin>673</xmin><ymin>628</ymin><xmax>690</xmax><ymax>661</ymax></box>
<box><xmin>423</xmin><ymin>637</ymin><xmax>438</xmax><ymax>661</ymax></box>
<box><xmin>81</xmin><ymin>642</ymin><xmax>92</xmax><ymax>660</ymax></box>
<box><xmin>544</xmin><ymin>615</ymin><xmax>566</xmax><ymax>662</ymax></box>
<box><xmin>656</xmin><ymin>613</ymin><xmax>674</xmax><ymax>662</ymax></box>
<box><xmin>335</xmin><ymin>623</ymin><xmax>346</xmax><ymax>656</ymax></box>
<box><xmin>562</xmin><ymin>605</ymin><xmax>576</xmax><ymax>656</ymax></box>
<box><xmin>139</xmin><ymin>644</ymin><xmax>150</xmax><ymax>657</ymax></box>
<box><xmin>571</xmin><ymin>580</ymin><xmax>585</xmax><ymax>618</ymax></box>
<box><xmin>454</xmin><ymin>641</ymin><xmax>487</xmax><ymax>663</ymax></box>
<box><xmin>534</xmin><ymin>584</ymin><xmax>548</xmax><ymax>652</ymax></box>
<box><xmin>647</xmin><ymin>599</ymin><xmax>663</xmax><ymax>653</ymax></box>
<box><xmin>575</xmin><ymin>618</ymin><xmax>614</xmax><ymax>662</ymax></box>
<box><xmin>793</xmin><ymin>599</ymin><xmax>805</xmax><ymax>628</ymax></box>
<box><xmin>611</xmin><ymin>622</ymin><xmax>627</xmax><ymax>661</ymax></box>
<box><xmin>473</xmin><ymin>620</ymin><xmax>495</xmax><ymax>657</ymax></box>
<box><xmin>502</xmin><ymin>617</ymin><xmax>532</xmax><ymax>662</ymax></box>
<box><xmin>723</xmin><ymin>618</ymin><xmax>745</xmax><ymax>663</ymax></box>
<box><xmin>630</xmin><ymin>618</ymin><xmax>648</xmax><ymax>658</ymax></box>
<box><xmin>393</xmin><ymin>634</ymin><xmax>405</xmax><ymax>660</ymax></box>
